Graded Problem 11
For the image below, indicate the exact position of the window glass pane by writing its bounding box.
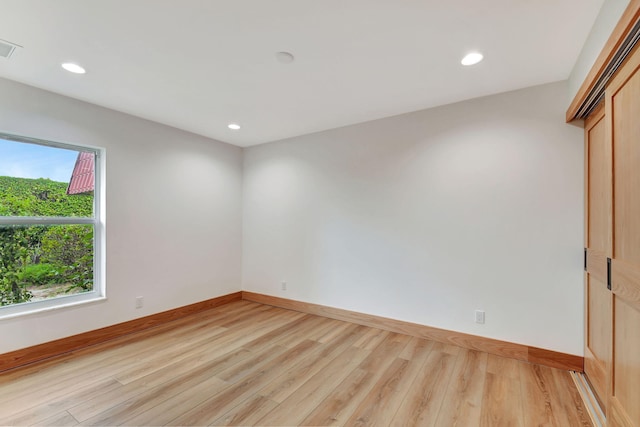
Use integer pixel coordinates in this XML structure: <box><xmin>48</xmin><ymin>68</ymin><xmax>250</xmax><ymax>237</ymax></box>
<box><xmin>0</xmin><ymin>224</ymin><xmax>94</xmax><ymax>306</ymax></box>
<box><xmin>0</xmin><ymin>138</ymin><xmax>94</xmax><ymax>217</ymax></box>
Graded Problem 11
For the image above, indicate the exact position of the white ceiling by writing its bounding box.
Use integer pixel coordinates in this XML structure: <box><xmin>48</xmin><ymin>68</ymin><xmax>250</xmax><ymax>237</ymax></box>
<box><xmin>0</xmin><ymin>0</ymin><xmax>604</xmax><ymax>147</ymax></box>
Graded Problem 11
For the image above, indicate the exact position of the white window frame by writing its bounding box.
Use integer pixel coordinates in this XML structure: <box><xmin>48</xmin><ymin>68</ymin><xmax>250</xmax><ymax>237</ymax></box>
<box><xmin>0</xmin><ymin>132</ymin><xmax>105</xmax><ymax>318</ymax></box>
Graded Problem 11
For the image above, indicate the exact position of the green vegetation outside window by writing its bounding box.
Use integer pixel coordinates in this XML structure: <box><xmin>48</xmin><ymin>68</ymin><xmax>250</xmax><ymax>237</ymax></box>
<box><xmin>0</xmin><ymin>134</ymin><xmax>103</xmax><ymax>316</ymax></box>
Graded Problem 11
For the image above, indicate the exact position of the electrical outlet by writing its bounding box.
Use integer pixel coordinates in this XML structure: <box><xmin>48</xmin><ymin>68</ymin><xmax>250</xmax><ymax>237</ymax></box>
<box><xmin>135</xmin><ymin>296</ymin><xmax>144</xmax><ymax>309</ymax></box>
<box><xmin>475</xmin><ymin>310</ymin><xmax>485</xmax><ymax>324</ymax></box>
<box><xmin>281</xmin><ymin>281</ymin><xmax>287</xmax><ymax>291</ymax></box>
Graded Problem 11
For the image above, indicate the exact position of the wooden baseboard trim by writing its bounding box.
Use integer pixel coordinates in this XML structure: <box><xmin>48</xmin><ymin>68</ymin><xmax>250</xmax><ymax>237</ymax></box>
<box><xmin>527</xmin><ymin>345</ymin><xmax>584</xmax><ymax>371</ymax></box>
<box><xmin>0</xmin><ymin>291</ymin><xmax>242</xmax><ymax>373</ymax></box>
<box><xmin>242</xmin><ymin>291</ymin><xmax>584</xmax><ymax>372</ymax></box>
<box><xmin>1</xmin><ymin>291</ymin><xmax>583</xmax><ymax>374</ymax></box>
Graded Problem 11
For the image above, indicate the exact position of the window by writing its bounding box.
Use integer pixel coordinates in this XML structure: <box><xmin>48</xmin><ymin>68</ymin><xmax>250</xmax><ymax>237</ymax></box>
<box><xmin>0</xmin><ymin>133</ymin><xmax>103</xmax><ymax>316</ymax></box>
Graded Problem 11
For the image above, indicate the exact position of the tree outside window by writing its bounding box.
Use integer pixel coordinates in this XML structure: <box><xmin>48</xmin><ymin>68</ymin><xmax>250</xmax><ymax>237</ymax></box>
<box><xmin>0</xmin><ymin>135</ymin><xmax>101</xmax><ymax>312</ymax></box>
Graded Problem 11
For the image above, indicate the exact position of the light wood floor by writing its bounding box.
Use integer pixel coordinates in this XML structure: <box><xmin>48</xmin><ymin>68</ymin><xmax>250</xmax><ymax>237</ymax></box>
<box><xmin>0</xmin><ymin>300</ymin><xmax>591</xmax><ymax>426</ymax></box>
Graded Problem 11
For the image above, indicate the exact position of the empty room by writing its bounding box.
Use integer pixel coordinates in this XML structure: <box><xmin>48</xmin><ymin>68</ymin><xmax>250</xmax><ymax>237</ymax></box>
<box><xmin>0</xmin><ymin>0</ymin><xmax>638</xmax><ymax>426</ymax></box>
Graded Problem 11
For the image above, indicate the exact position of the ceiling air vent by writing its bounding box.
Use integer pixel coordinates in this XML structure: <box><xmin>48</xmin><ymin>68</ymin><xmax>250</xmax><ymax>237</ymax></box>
<box><xmin>0</xmin><ymin>39</ymin><xmax>22</xmax><ymax>59</ymax></box>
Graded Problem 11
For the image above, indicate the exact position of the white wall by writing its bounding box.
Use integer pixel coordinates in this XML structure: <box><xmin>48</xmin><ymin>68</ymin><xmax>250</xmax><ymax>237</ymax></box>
<box><xmin>568</xmin><ymin>0</ymin><xmax>630</xmax><ymax>102</ymax></box>
<box><xmin>0</xmin><ymin>78</ymin><xmax>584</xmax><ymax>356</ymax></box>
<box><xmin>0</xmin><ymin>78</ymin><xmax>243</xmax><ymax>353</ymax></box>
<box><xmin>243</xmin><ymin>81</ymin><xmax>584</xmax><ymax>355</ymax></box>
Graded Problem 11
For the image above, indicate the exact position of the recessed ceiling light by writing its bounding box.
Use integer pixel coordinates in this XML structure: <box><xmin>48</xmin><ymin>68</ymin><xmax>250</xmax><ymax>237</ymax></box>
<box><xmin>61</xmin><ymin>62</ymin><xmax>86</xmax><ymax>74</ymax></box>
<box><xmin>461</xmin><ymin>52</ymin><xmax>483</xmax><ymax>66</ymax></box>
<box><xmin>228</xmin><ymin>123</ymin><xmax>241</xmax><ymax>130</ymax></box>
<box><xmin>275</xmin><ymin>51</ymin><xmax>295</xmax><ymax>64</ymax></box>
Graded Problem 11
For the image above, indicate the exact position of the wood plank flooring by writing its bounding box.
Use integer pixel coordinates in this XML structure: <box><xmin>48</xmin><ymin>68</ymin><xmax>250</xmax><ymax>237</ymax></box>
<box><xmin>0</xmin><ymin>300</ymin><xmax>592</xmax><ymax>426</ymax></box>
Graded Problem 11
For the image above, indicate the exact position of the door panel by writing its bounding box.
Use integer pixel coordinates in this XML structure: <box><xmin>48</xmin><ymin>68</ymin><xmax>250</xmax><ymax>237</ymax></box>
<box><xmin>588</xmin><ymin>248</ymin><xmax>610</xmax><ymax>285</ymax></box>
<box><xmin>586</xmin><ymin>275</ymin><xmax>609</xmax><ymax>405</ymax></box>
<box><xmin>587</xmin><ymin>113</ymin><xmax>609</xmax><ymax>252</ymax></box>
<box><xmin>612</xmin><ymin>299</ymin><xmax>640</xmax><ymax>426</ymax></box>
<box><xmin>612</xmin><ymin>68</ymin><xmax>640</xmax><ymax>264</ymax></box>
<box><xmin>607</xmin><ymin>41</ymin><xmax>640</xmax><ymax>427</ymax></box>
<box><xmin>612</xmin><ymin>260</ymin><xmax>640</xmax><ymax>308</ymax></box>
<box><xmin>584</xmin><ymin>105</ymin><xmax>611</xmax><ymax>409</ymax></box>
<box><xmin>588</xmin><ymin>276</ymin><xmax>611</xmax><ymax>362</ymax></box>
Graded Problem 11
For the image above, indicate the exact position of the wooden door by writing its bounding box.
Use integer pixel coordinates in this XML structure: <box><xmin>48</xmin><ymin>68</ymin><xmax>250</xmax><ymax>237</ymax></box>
<box><xmin>605</xmin><ymin>41</ymin><xmax>640</xmax><ymax>427</ymax></box>
<box><xmin>584</xmin><ymin>104</ymin><xmax>612</xmax><ymax>411</ymax></box>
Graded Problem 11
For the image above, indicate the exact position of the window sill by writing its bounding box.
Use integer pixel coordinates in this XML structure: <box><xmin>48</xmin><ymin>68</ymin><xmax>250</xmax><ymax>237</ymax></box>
<box><xmin>0</xmin><ymin>294</ymin><xmax>107</xmax><ymax>320</ymax></box>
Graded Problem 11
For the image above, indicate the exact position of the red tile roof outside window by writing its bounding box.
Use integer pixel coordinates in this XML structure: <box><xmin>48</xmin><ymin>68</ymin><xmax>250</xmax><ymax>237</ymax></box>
<box><xmin>66</xmin><ymin>151</ymin><xmax>95</xmax><ymax>195</ymax></box>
